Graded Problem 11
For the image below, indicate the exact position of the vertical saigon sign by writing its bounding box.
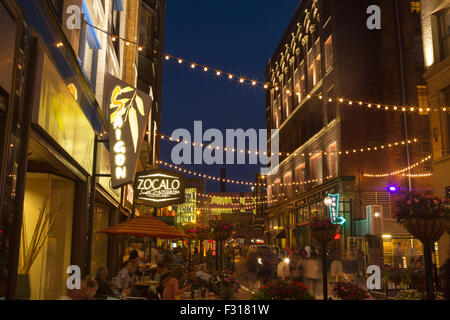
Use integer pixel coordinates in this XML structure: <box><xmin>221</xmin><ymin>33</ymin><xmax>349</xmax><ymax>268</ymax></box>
<box><xmin>104</xmin><ymin>73</ymin><xmax>152</xmax><ymax>189</ymax></box>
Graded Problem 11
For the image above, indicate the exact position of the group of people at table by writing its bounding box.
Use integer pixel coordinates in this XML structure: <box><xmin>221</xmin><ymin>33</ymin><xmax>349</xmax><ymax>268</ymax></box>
<box><xmin>62</xmin><ymin>247</ymin><xmax>214</xmax><ymax>300</ymax></box>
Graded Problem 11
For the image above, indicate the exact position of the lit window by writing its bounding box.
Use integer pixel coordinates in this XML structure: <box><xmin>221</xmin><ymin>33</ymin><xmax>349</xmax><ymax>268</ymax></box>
<box><xmin>283</xmin><ymin>173</ymin><xmax>292</xmax><ymax>199</ymax></box>
<box><xmin>314</xmin><ymin>40</ymin><xmax>322</xmax><ymax>82</ymax></box>
<box><xmin>309</xmin><ymin>152</ymin><xmax>323</xmax><ymax>185</ymax></box>
<box><xmin>327</xmin><ymin>142</ymin><xmax>338</xmax><ymax>177</ymax></box>
<box><xmin>410</xmin><ymin>1</ymin><xmax>420</xmax><ymax>14</ymax></box>
<box><xmin>295</xmin><ymin>163</ymin><xmax>305</xmax><ymax>193</ymax></box>
<box><xmin>417</xmin><ymin>85</ymin><xmax>429</xmax><ymax>109</ymax></box>
<box><xmin>324</xmin><ymin>35</ymin><xmax>333</xmax><ymax>71</ymax></box>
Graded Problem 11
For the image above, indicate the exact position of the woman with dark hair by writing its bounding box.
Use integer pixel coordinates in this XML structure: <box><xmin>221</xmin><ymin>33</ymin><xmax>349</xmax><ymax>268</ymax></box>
<box><xmin>162</xmin><ymin>268</ymin><xmax>191</xmax><ymax>300</ymax></box>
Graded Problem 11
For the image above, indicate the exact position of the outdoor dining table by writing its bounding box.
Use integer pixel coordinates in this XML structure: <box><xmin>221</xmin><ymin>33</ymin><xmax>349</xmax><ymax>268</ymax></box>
<box><xmin>134</xmin><ymin>281</ymin><xmax>159</xmax><ymax>287</ymax></box>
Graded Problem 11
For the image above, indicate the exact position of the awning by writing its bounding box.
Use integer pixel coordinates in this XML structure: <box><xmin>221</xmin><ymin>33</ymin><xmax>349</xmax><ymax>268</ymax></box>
<box><xmin>98</xmin><ymin>215</ymin><xmax>190</xmax><ymax>239</ymax></box>
<box><xmin>275</xmin><ymin>229</ymin><xmax>286</xmax><ymax>239</ymax></box>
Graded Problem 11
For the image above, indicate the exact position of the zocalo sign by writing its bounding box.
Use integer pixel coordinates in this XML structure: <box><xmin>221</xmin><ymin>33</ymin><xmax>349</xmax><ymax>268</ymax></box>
<box><xmin>134</xmin><ymin>169</ymin><xmax>185</xmax><ymax>208</ymax></box>
<box><xmin>104</xmin><ymin>73</ymin><xmax>152</xmax><ymax>189</ymax></box>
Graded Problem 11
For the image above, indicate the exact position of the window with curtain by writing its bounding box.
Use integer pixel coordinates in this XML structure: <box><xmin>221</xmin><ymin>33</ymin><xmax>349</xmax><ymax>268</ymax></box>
<box><xmin>286</xmin><ymin>77</ymin><xmax>293</xmax><ymax>117</ymax></box>
<box><xmin>309</xmin><ymin>152</ymin><xmax>323</xmax><ymax>184</ymax></box>
<box><xmin>327</xmin><ymin>142</ymin><xmax>338</xmax><ymax>177</ymax></box>
<box><xmin>295</xmin><ymin>163</ymin><xmax>305</xmax><ymax>194</ymax></box>
<box><xmin>314</xmin><ymin>39</ymin><xmax>322</xmax><ymax>83</ymax></box>
<box><xmin>324</xmin><ymin>35</ymin><xmax>333</xmax><ymax>71</ymax></box>
<box><xmin>307</xmin><ymin>48</ymin><xmax>315</xmax><ymax>91</ymax></box>
<box><xmin>283</xmin><ymin>173</ymin><xmax>292</xmax><ymax>199</ymax></box>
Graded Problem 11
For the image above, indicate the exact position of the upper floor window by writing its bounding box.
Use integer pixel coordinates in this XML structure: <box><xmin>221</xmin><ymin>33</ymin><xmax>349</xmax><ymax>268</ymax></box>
<box><xmin>410</xmin><ymin>1</ymin><xmax>420</xmax><ymax>14</ymax></box>
<box><xmin>314</xmin><ymin>40</ymin><xmax>322</xmax><ymax>82</ymax></box>
<box><xmin>283</xmin><ymin>173</ymin><xmax>293</xmax><ymax>199</ymax></box>
<box><xmin>307</xmin><ymin>48</ymin><xmax>315</xmax><ymax>90</ymax></box>
<box><xmin>324</xmin><ymin>35</ymin><xmax>333</xmax><ymax>71</ymax></box>
<box><xmin>294</xmin><ymin>61</ymin><xmax>306</xmax><ymax>103</ymax></box>
<box><xmin>327</xmin><ymin>142</ymin><xmax>338</xmax><ymax>177</ymax></box>
<box><xmin>309</xmin><ymin>152</ymin><xmax>323</xmax><ymax>185</ymax></box>
<box><xmin>417</xmin><ymin>85</ymin><xmax>429</xmax><ymax>108</ymax></box>
<box><xmin>286</xmin><ymin>78</ymin><xmax>293</xmax><ymax>117</ymax></box>
<box><xmin>438</xmin><ymin>8</ymin><xmax>450</xmax><ymax>60</ymax></box>
<box><xmin>295</xmin><ymin>163</ymin><xmax>305</xmax><ymax>194</ymax></box>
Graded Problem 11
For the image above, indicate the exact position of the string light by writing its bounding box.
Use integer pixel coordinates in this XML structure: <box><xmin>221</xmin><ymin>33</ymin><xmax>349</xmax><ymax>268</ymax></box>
<box><xmin>158</xmin><ymin>133</ymin><xmax>419</xmax><ymax>158</ymax></box>
<box><xmin>401</xmin><ymin>173</ymin><xmax>433</xmax><ymax>177</ymax></box>
<box><xmin>157</xmin><ymin>160</ymin><xmax>258</xmax><ymax>186</ymax></box>
<box><xmin>72</xmin><ymin>21</ymin><xmax>449</xmax><ymax>112</ymax></box>
<box><xmin>363</xmin><ymin>156</ymin><xmax>432</xmax><ymax>178</ymax></box>
<box><xmin>267</xmin><ymin>175</ymin><xmax>336</xmax><ymax>188</ymax></box>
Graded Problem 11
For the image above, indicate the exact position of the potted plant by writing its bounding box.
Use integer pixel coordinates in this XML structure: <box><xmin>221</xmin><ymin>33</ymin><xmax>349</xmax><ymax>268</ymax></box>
<box><xmin>210</xmin><ymin>271</ymin><xmax>240</xmax><ymax>300</ymax></box>
<box><xmin>17</xmin><ymin>197</ymin><xmax>61</xmax><ymax>300</ymax></box>
<box><xmin>251</xmin><ymin>279</ymin><xmax>314</xmax><ymax>300</ymax></box>
<box><xmin>211</xmin><ymin>222</ymin><xmax>233</xmax><ymax>241</ymax></box>
<box><xmin>332</xmin><ymin>281</ymin><xmax>370</xmax><ymax>300</ymax></box>
<box><xmin>310</xmin><ymin>217</ymin><xmax>340</xmax><ymax>243</ymax></box>
<box><xmin>393</xmin><ymin>192</ymin><xmax>450</xmax><ymax>300</ymax></box>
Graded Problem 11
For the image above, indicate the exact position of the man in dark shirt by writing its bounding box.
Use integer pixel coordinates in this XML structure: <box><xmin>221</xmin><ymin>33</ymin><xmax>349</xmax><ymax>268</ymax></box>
<box><xmin>95</xmin><ymin>267</ymin><xmax>118</xmax><ymax>298</ymax></box>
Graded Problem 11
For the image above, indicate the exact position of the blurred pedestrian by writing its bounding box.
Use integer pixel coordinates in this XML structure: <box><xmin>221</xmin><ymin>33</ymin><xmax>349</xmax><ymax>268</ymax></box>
<box><xmin>277</xmin><ymin>256</ymin><xmax>291</xmax><ymax>280</ymax></box>
<box><xmin>304</xmin><ymin>255</ymin><xmax>322</xmax><ymax>297</ymax></box>
<box><xmin>246</xmin><ymin>251</ymin><xmax>259</xmax><ymax>290</ymax></box>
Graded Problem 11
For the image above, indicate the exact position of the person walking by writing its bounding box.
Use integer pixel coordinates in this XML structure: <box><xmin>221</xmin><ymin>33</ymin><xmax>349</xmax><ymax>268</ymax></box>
<box><xmin>246</xmin><ymin>251</ymin><xmax>259</xmax><ymax>291</ymax></box>
<box><xmin>277</xmin><ymin>257</ymin><xmax>291</xmax><ymax>280</ymax></box>
<box><xmin>303</xmin><ymin>255</ymin><xmax>322</xmax><ymax>298</ymax></box>
<box><xmin>394</xmin><ymin>242</ymin><xmax>404</xmax><ymax>269</ymax></box>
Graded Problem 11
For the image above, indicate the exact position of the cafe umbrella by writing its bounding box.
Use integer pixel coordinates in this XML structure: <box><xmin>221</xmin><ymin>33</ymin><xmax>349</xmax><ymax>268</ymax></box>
<box><xmin>97</xmin><ymin>215</ymin><xmax>191</xmax><ymax>263</ymax></box>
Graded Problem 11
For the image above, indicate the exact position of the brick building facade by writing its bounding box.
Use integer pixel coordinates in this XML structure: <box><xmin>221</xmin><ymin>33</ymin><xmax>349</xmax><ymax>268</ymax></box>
<box><xmin>264</xmin><ymin>0</ymin><xmax>434</xmax><ymax>266</ymax></box>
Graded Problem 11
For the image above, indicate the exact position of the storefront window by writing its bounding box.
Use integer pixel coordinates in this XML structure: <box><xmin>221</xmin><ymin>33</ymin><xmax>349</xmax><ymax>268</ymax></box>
<box><xmin>90</xmin><ymin>204</ymin><xmax>111</xmax><ymax>278</ymax></box>
<box><xmin>18</xmin><ymin>173</ymin><xmax>75</xmax><ymax>300</ymax></box>
<box><xmin>382</xmin><ymin>237</ymin><xmax>424</xmax><ymax>268</ymax></box>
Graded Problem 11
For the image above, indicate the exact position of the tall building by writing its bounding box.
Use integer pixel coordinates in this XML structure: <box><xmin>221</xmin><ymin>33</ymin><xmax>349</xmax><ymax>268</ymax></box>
<box><xmin>137</xmin><ymin>0</ymin><xmax>166</xmax><ymax>168</ymax></box>
<box><xmin>420</xmin><ymin>0</ymin><xmax>450</xmax><ymax>267</ymax></box>
<box><xmin>264</xmin><ymin>0</ymin><xmax>433</xmax><ymax>266</ymax></box>
<box><xmin>0</xmin><ymin>0</ymin><xmax>165</xmax><ymax>300</ymax></box>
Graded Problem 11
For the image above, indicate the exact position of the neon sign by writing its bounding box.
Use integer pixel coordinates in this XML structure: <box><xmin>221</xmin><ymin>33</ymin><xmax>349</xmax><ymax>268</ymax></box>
<box><xmin>104</xmin><ymin>74</ymin><xmax>152</xmax><ymax>189</ymax></box>
<box><xmin>325</xmin><ymin>193</ymin><xmax>346</xmax><ymax>225</ymax></box>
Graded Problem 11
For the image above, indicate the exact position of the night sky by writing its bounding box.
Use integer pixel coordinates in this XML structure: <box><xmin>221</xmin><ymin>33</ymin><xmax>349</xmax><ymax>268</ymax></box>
<box><xmin>160</xmin><ymin>0</ymin><xmax>300</xmax><ymax>193</ymax></box>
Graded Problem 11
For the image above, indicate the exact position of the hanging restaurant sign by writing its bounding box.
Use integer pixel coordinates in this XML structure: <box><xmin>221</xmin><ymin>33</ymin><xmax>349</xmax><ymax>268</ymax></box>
<box><xmin>104</xmin><ymin>73</ymin><xmax>152</xmax><ymax>189</ymax></box>
<box><xmin>134</xmin><ymin>169</ymin><xmax>186</xmax><ymax>208</ymax></box>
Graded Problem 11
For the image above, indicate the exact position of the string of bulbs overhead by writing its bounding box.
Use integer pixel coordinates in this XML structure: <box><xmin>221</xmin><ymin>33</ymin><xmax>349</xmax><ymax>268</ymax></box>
<box><xmin>362</xmin><ymin>155</ymin><xmax>432</xmax><ymax>178</ymax></box>
<box><xmin>68</xmin><ymin>21</ymin><xmax>449</xmax><ymax>114</ymax></box>
<box><xmin>156</xmin><ymin>160</ymin><xmax>260</xmax><ymax>186</ymax></box>
<box><xmin>157</xmin><ymin>132</ymin><xmax>419</xmax><ymax>158</ymax></box>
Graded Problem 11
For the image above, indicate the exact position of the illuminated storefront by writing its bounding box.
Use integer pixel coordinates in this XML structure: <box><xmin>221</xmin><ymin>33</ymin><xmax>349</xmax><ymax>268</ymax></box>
<box><xmin>175</xmin><ymin>188</ymin><xmax>198</xmax><ymax>225</ymax></box>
